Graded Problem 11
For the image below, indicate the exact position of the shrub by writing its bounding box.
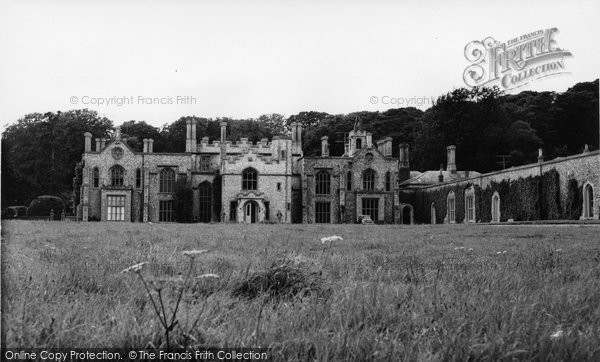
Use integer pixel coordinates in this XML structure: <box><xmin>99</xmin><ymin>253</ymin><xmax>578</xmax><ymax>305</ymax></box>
<box><xmin>27</xmin><ymin>196</ymin><xmax>65</xmax><ymax>219</ymax></box>
<box><xmin>231</xmin><ymin>259</ymin><xmax>325</xmax><ymax>301</ymax></box>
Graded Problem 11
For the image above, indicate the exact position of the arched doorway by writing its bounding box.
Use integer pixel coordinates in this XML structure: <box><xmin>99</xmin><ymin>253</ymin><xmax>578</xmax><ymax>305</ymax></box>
<box><xmin>402</xmin><ymin>205</ymin><xmax>412</xmax><ymax>225</ymax></box>
<box><xmin>430</xmin><ymin>203</ymin><xmax>436</xmax><ymax>224</ymax></box>
<box><xmin>198</xmin><ymin>181</ymin><xmax>212</xmax><ymax>223</ymax></box>
<box><xmin>583</xmin><ymin>183</ymin><xmax>594</xmax><ymax>218</ymax></box>
<box><xmin>244</xmin><ymin>201</ymin><xmax>258</xmax><ymax>223</ymax></box>
<box><xmin>491</xmin><ymin>192</ymin><xmax>501</xmax><ymax>222</ymax></box>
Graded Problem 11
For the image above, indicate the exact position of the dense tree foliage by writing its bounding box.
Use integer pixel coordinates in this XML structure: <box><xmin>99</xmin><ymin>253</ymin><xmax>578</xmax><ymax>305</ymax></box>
<box><xmin>2</xmin><ymin>80</ymin><xmax>597</xmax><ymax>208</ymax></box>
<box><xmin>2</xmin><ymin>109</ymin><xmax>113</xmax><ymax>206</ymax></box>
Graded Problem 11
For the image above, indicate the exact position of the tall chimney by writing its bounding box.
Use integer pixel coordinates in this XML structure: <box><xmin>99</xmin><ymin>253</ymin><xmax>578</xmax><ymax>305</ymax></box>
<box><xmin>115</xmin><ymin>126</ymin><xmax>122</xmax><ymax>141</ymax></box>
<box><xmin>438</xmin><ymin>165</ymin><xmax>444</xmax><ymax>183</ymax></box>
<box><xmin>100</xmin><ymin>138</ymin><xmax>106</xmax><ymax>150</ymax></box>
<box><xmin>447</xmin><ymin>145</ymin><xmax>457</xmax><ymax>174</ymax></box>
<box><xmin>185</xmin><ymin>119</ymin><xmax>192</xmax><ymax>152</ymax></box>
<box><xmin>398</xmin><ymin>143</ymin><xmax>410</xmax><ymax>183</ymax></box>
<box><xmin>185</xmin><ymin>119</ymin><xmax>197</xmax><ymax>152</ymax></box>
<box><xmin>399</xmin><ymin>143</ymin><xmax>410</xmax><ymax>169</ymax></box>
<box><xmin>143</xmin><ymin>138</ymin><xmax>148</xmax><ymax>153</ymax></box>
<box><xmin>296</xmin><ymin>123</ymin><xmax>302</xmax><ymax>146</ymax></box>
<box><xmin>220</xmin><ymin>121</ymin><xmax>227</xmax><ymax>143</ymax></box>
<box><xmin>291</xmin><ymin>122</ymin><xmax>297</xmax><ymax>143</ymax></box>
<box><xmin>538</xmin><ymin>148</ymin><xmax>543</xmax><ymax>163</ymax></box>
<box><xmin>321</xmin><ymin>136</ymin><xmax>329</xmax><ymax>157</ymax></box>
<box><xmin>148</xmin><ymin>139</ymin><xmax>154</xmax><ymax>153</ymax></box>
<box><xmin>84</xmin><ymin>132</ymin><xmax>92</xmax><ymax>152</ymax></box>
<box><xmin>95</xmin><ymin>138</ymin><xmax>101</xmax><ymax>152</ymax></box>
<box><xmin>366</xmin><ymin>133</ymin><xmax>373</xmax><ymax>148</ymax></box>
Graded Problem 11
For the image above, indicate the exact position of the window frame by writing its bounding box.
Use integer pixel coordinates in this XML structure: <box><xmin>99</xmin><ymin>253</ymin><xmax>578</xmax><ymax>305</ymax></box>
<box><xmin>159</xmin><ymin>200</ymin><xmax>174</xmax><ymax>222</ymax></box>
<box><xmin>346</xmin><ymin>171</ymin><xmax>352</xmax><ymax>191</ymax></box>
<box><xmin>447</xmin><ymin>191</ymin><xmax>456</xmax><ymax>223</ymax></box>
<box><xmin>242</xmin><ymin>168</ymin><xmax>258</xmax><ymax>191</ymax></box>
<box><xmin>110</xmin><ymin>165</ymin><xmax>125</xmax><ymax>187</ymax></box>
<box><xmin>362</xmin><ymin>169</ymin><xmax>376</xmax><ymax>191</ymax></box>
<box><xmin>93</xmin><ymin>167</ymin><xmax>99</xmax><ymax>188</ymax></box>
<box><xmin>135</xmin><ymin>168</ymin><xmax>142</xmax><ymax>189</ymax></box>
<box><xmin>106</xmin><ymin>195</ymin><xmax>126</xmax><ymax>221</ymax></box>
<box><xmin>159</xmin><ymin>167</ymin><xmax>176</xmax><ymax>193</ymax></box>
<box><xmin>315</xmin><ymin>170</ymin><xmax>331</xmax><ymax>195</ymax></box>
<box><xmin>315</xmin><ymin>201</ymin><xmax>331</xmax><ymax>223</ymax></box>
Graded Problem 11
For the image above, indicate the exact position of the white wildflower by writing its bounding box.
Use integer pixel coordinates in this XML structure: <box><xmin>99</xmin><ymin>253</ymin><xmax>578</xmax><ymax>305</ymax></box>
<box><xmin>320</xmin><ymin>235</ymin><xmax>343</xmax><ymax>244</ymax></box>
<box><xmin>550</xmin><ymin>329</ymin><xmax>564</xmax><ymax>339</ymax></box>
<box><xmin>556</xmin><ymin>248</ymin><xmax>563</xmax><ymax>252</ymax></box>
<box><xmin>121</xmin><ymin>262</ymin><xmax>147</xmax><ymax>274</ymax></box>
<box><xmin>196</xmin><ymin>273</ymin><xmax>219</xmax><ymax>279</ymax></box>
<box><xmin>182</xmin><ymin>250</ymin><xmax>209</xmax><ymax>257</ymax></box>
<box><xmin>468</xmin><ymin>248</ymin><xmax>473</xmax><ymax>252</ymax></box>
<box><xmin>502</xmin><ymin>250</ymin><xmax>507</xmax><ymax>254</ymax></box>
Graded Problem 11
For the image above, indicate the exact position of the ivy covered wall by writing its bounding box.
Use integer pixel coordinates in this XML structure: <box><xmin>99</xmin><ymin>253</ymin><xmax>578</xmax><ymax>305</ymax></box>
<box><xmin>408</xmin><ymin>168</ymin><xmax>586</xmax><ymax>224</ymax></box>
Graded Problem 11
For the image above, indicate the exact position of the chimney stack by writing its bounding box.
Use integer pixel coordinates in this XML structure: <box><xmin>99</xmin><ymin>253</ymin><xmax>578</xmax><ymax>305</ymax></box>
<box><xmin>447</xmin><ymin>145</ymin><xmax>457</xmax><ymax>174</ymax></box>
<box><xmin>143</xmin><ymin>139</ymin><xmax>149</xmax><ymax>153</ymax></box>
<box><xmin>438</xmin><ymin>165</ymin><xmax>444</xmax><ymax>183</ymax></box>
<box><xmin>186</xmin><ymin>119</ymin><xmax>197</xmax><ymax>152</ymax></box>
<box><xmin>366</xmin><ymin>133</ymin><xmax>373</xmax><ymax>148</ymax></box>
<box><xmin>291</xmin><ymin>122</ymin><xmax>298</xmax><ymax>143</ymax></box>
<box><xmin>321</xmin><ymin>136</ymin><xmax>329</xmax><ymax>157</ymax></box>
<box><xmin>398</xmin><ymin>143</ymin><xmax>410</xmax><ymax>183</ymax></box>
<box><xmin>220</xmin><ymin>121</ymin><xmax>227</xmax><ymax>143</ymax></box>
<box><xmin>115</xmin><ymin>126</ymin><xmax>122</xmax><ymax>141</ymax></box>
<box><xmin>84</xmin><ymin>132</ymin><xmax>92</xmax><ymax>152</ymax></box>
<box><xmin>399</xmin><ymin>143</ymin><xmax>410</xmax><ymax>169</ymax></box>
<box><xmin>100</xmin><ymin>138</ymin><xmax>106</xmax><ymax>150</ymax></box>
<box><xmin>538</xmin><ymin>148</ymin><xmax>543</xmax><ymax>163</ymax></box>
<box><xmin>95</xmin><ymin>138</ymin><xmax>101</xmax><ymax>152</ymax></box>
<box><xmin>296</xmin><ymin>123</ymin><xmax>302</xmax><ymax>146</ymax></box>
<box><xmin>148</xmin><ymin>139</ymin><xmax>154</xmax><ymax>153</ymax></box>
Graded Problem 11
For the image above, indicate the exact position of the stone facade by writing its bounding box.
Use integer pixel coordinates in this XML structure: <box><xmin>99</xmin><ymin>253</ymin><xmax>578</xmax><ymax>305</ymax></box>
<box><xmin>302</xmin><ymin>130</ymin><xmax>407</xmax><ymax>224</ymax></box>
<box><xmin>78</xmin><ymin>121</ymin><xmax>599</xmax><ymax>224</ymax></box>
<box><xmin>80</xmin><ymin>122</ymin><xmax>303</xmax><ymax>223</ymax></box>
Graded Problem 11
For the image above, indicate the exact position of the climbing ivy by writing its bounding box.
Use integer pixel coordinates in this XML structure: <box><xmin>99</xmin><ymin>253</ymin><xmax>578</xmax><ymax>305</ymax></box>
<box><xmin>414</xmin><ymin>168</ymin><xmax>565</xmax><ymax>223</ymax></box>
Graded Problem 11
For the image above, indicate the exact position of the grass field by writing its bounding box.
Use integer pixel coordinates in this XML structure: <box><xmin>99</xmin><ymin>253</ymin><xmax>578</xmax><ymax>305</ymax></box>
<box><xmin>2</xmin><ymin>220</ymin><xmax>600</xmax><ymax>360</ymax></box>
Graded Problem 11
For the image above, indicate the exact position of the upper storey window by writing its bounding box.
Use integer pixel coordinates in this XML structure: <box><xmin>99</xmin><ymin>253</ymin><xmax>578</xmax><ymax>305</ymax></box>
<box><xmin>160</xmin><ymin>167</ymin><xmax>175</xmax><ymax>193</ymax></box>
<box><xmin>315</xmin><ymin>170</ymin><xmax>331</xmax><ymax>195</ymax></box>
<box><xmin>110</xmin><ymin>165</ymin><xmax>124</xmax><ymax>187</ymax></box>
<box><xmin>363</xmin><ymin>169</ymin><xmax>376</xmax><ymax>191</ymax></box>
<box><xmin>242</xmin><ymin>168</ymin><xmax>258</xmax><ymax>190</ymax></box>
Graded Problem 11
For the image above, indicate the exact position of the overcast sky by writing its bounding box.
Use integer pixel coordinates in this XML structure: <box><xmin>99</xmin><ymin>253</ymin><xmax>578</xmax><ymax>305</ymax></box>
<box><xmin>0</xmin><ymin>0</ymin><xmax>598</xmax><ymax>130</ymax></box>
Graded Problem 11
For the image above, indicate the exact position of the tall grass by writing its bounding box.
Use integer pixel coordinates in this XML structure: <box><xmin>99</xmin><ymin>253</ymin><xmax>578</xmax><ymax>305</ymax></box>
<box><xmin>2</xmin><ymin>221</ymin><xmax>600</xmax><ymax>360</ymax></box>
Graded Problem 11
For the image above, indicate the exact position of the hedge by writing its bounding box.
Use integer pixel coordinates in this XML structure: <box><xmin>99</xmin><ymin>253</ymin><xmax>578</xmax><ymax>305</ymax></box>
<box><xmin>27</xmin><ymin>195</ymin><xmax>65</xmax><ymax>220</ymax></box>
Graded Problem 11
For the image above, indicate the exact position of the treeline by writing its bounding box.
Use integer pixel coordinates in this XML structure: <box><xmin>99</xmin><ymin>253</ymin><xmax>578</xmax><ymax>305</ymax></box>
<box><xmin>2</xmin><ymin>80</ymin><xmax>598</xmax><ymax>207</ymax></box>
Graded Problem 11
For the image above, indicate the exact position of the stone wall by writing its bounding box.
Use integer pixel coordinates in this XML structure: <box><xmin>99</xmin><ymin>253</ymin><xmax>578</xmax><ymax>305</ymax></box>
<box><xmin>411</xmin><ymin>151</ymin><xmax>600</xmax><ymax>222</ymax></box>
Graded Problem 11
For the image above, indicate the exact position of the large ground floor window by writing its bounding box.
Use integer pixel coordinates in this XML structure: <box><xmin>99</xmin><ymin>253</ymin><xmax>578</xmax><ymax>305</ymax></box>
<box><xmin>362</xmin><ymin>198</ymin><xmax>379</xmax><ymax>222</ymax></box>
<box><xmin>107</xmin><ymin>195</ymin><xmax>125</xmax><ymax>221</ymax></box>
<box><xmin>315</xmin><ymin>202</ymin><xmax>331</xmax><ymax>223</ymax></box>
<box><xmin>159</xmin><ymin>200</ymin><xmax>174</xmax><ymax>222</ymax></box>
